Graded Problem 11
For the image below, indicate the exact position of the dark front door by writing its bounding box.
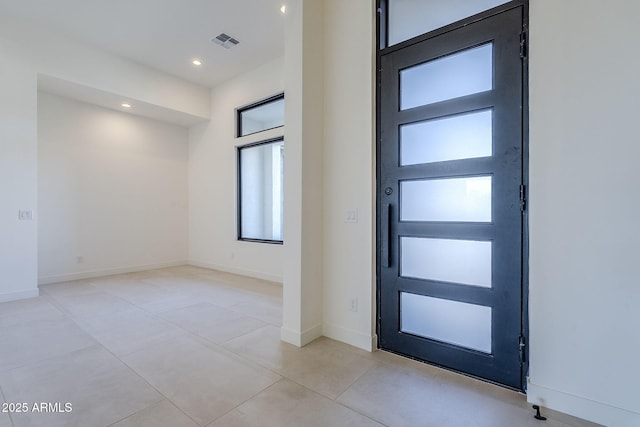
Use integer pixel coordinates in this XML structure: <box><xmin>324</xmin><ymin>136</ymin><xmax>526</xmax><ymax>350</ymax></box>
<box><xmin>377</xmin><ymin>4</ymin><xmax>527</xmax><ymax>389</ymax></box>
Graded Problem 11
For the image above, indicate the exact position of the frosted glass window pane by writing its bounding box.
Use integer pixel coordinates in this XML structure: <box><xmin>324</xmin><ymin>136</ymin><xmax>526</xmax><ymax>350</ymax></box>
<box><xmin>388</xmin><ymin>0</ymin><xmax>510</xmax><ymax>46</ymax></box>
<box><xmin>401</xmin><ymin>176</ymin><xmax>491</xmax><ymax>222</ymax></box>
<box><xmin>401</xmin><ymin>292</ymin><xmax>492</xmax><ymax>353</ymax></box>
<box><xmin>401</xmin><ymin>110</ymin><xmax>492</xmax><ymax>165</ymax></box>
<box><xmin>239</xmin><ymin>140</ymin><xmax>284</xmax><ymax>241</ymax></box>
<box><xmin>401</xmin><ymin>237</ymin><xmax>491</xmax><ymax>287</ymax></box>
<box><xmin>400</xmin><ymin>44</ymin><xmax>492</xmax><ymax>110</ymax></box>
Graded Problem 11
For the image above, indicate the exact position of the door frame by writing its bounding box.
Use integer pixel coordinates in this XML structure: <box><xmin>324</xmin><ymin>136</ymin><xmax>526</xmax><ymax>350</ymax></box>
<box><xmin>375</xmin><ymin>0</ymin><xmax>530</xmax><ymax>391</ymax></box>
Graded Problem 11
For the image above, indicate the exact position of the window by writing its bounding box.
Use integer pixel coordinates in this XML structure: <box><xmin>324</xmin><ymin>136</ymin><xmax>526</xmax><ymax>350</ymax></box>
<box><xmin>238</xmin><ymin>138</ymin><xmax>284</xmax><ymax>243</ymax></box>
<box><xmin>237</xmin><ymin>94</ymin><xmax>284</xmax><ymax>137</ymax></box>
<box><xmin>385</xmin><ymin>0</ymin><xmax>511</xmax><ymax>46</ymax></box>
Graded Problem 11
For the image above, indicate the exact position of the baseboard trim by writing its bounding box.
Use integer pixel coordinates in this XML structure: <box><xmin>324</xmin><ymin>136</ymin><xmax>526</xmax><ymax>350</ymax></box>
<box><xmin>188</xmin><ymin>259</ymin><xmax>282</xmax><ymax>284</ymax></box>
<box><xmin>38</xmin><ymin>260</ymin><xmax>188</xmax><ymax>285</ymax></box>
<box><xmin>323</xmin><ymin>322</ymin><xmax>376</xmax><ymax>352</ymax></box>
<box><xmin>0</xmin><ymin>288</ymin><xmax>40</xmax><ymax>303</ymax></box>
<box><xmin>527</xmin><ymin>380</ymin><xmax>640</xmax><ymax>427</ymax></box>
<box><xmin>280</xmin><ymin>324</ymin><xmax>323</xmax><ymax>347</ymax></box>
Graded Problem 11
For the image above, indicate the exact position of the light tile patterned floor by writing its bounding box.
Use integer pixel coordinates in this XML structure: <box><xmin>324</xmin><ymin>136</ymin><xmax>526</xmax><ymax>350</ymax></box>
<box><xmin>0</xmin><ymin>266</ymin><xmax>599</xmax><ymax>426</ymax></box>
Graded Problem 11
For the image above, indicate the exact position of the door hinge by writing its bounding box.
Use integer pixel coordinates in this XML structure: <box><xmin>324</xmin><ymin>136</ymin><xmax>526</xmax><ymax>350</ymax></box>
<box><xmin>519</xmin><ymin>184</ymin><xmax>527</xmax><ymax>212</ymax></box>
<box><xmin>519</xmin><ymin>335</ymin><xmax>526</xmax><ymax>364</ymax></box>
<box><xmin>520</xmin><ymin>31</ymin><xmax>527</xmax><ymax>59</ymax></box>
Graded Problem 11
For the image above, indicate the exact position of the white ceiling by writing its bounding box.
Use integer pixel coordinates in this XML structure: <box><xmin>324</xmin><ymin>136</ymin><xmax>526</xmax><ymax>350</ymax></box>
<box><xmin>0</xmin><ymin>0</ymin><xmax>286</xmax><ymax>89</ymax></box>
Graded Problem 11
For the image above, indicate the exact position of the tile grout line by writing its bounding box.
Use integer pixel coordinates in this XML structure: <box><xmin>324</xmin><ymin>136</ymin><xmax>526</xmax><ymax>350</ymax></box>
<box><xmin>1</xmin><ymin>344</ymin><xmax>103</xmax><ymax>426</ymax></box>
<box><xmin>334</xmin><ymin>354</ymin><xmax>384</xmax><ymax>401</ymax></box>
<box><xmin>105</xmin><ymin>399</ymin><xmax>200</xmax><ymax>427</ymax></box>
<box><xmin>219</xmin><ymin>309</ymin><xmax>391</xmax><ymax>425</ymax></box>
<box><xmin>112</xmin><ymin>328</ymin><xmax>278</xmax><ymax>427</ymax></box>
<box><xmin>31</xmin><ymin>266</ymin><xmax>284</xmax><ymax>426</ymax></box>
<box><xmin>73</xmin><ymin>283</ymin><xmax>280</xmax><ymax>426</ymax></box>
<box><xmin>116</xmin><ymin>329</ymin><xmax>280</xmax><ymax>427</ymax></box>
<box><xmin>213</xmin><ymin>325</ymin><xmax>289</xmax><ymax>372</ymax></box>
<box><xmin>53</xmin><ymin>284</ymin><xmax>203</xmax><ymax>427</ymax></box>
<box><xmin>23</xmin><ymin>270</ymin><xmax>390</xmax><ymax>427</ymax></box>
<box><xmin>31</xmin><ymin>272</ymin><xmax>325</xmax><ymax>426</ymax></box>
<box><xmin>37</xmin><ymin>292</ymin><xmax>75</xmax><ymax>319</ymax></box>
<box><xmin>254</xmin><ymin>376</ymin><xmax>390</xmax><ymax>427</ymax></box>
<box><xmin>203</xmin><ymin>378</ymin><xmax>288</xmax><ymax>426</ymax></box>
<box><xmin>329</xmin><ymin>361</ymin><xmax>391</xmax><ymax>427</ymax></box>
<box><xmin>214</xmin><ymin>332</ymin><xmax>390</xmax><ymax>427</ymax></box>
<box><xmin>84</xmin><ymin>299</ymin><xmax>209</xmax><ymax>426</ymax></box>
<box><xmin>0</xmin><ymin>328</ymin><xmax>102</xmax><ymax>379</ymax></box>
<box><xmin>186</xmin><ymin>322</ymin><xmax>369</xmax><ymax>423</ymax></box>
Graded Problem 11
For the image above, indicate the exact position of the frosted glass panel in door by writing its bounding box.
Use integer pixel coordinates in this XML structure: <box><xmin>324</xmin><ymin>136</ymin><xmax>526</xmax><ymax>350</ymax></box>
<box><xmin>400</xmin><ymin>110</ymin><xmax>492</xmax><ymax>165</ymax></box>
<box><xmin>401</xmin><ymin>176</ymin><xmax>492</xmax><ymax>222</ymax></box>
<box><xmin>401</xmin><ymin>292</ymin><xmax>492</xmax><ymax>353</ymax></box>
<box><xmin>401</xmin><ymin>237</ymin><xmax>491</xmax><ymax>287</ymax></box>
<box><xmin>400</xmin><ymin>44</ymin><xmax>492</xmax><ymax>110</ymax></box>
<box><xmin>388</xmin><ymin>0</ymin><xmax>510</xmax><ymax>46</ymax></box>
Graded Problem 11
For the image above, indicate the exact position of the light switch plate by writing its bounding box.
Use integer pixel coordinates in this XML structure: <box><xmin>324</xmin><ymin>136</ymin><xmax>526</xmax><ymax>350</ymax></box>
<box><xmin>18</xmin><ymin>210</ymin><xmax>33</xmax><ymax>221</ymax></box>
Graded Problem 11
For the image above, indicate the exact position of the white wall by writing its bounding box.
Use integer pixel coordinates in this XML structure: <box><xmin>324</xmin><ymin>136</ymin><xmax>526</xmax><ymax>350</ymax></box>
<box><xmin>316</xmin><ymin>0</ymin><xmax>640</xmax><ymax>425</ymax></box>
<box><xmin>281</xmin><ymin>0</ymin><xmax>325</xmax><ymax>347</ymax></box>
<box><xmin>0</xmin><ymin>14</ymin><xmax>209</xmax><ymax>120</ymax></box>
<box><xmin>527</xmin><ymin>1</ymin><xmax>640</xmax><ymax>426</ymax></box>
<box><xmin>0</xmin><ymin>61</ymin><xmax>38</xmax><ymax>302</ymax></box>
<box><xmin>322</xmin><ymin>0</ymin><xmax>376</xmax><ymax>351</ymax></box>
<box><xmin>188</xmin><ymin>58</ymin><xmax>284</xmax><ymax>282</ymax></box>
<box><xmin>3</xmin><ymin>0</ymin><xmax>638</xmax><ymax>424</ymax></box>
<box><xmin>0</xmin><ymin>15</ymin><xmax>209</xmax><ymax>301</ymax></box>
<box><xmin>38</xmin><ymin>93</ymin><xmax>189</xmax><ymax>283</ymax></box>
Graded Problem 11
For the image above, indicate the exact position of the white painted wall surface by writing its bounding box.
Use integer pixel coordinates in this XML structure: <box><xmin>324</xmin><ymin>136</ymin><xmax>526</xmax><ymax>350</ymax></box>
<box><xmin>1</xmin><ymin>1</ymin><xmax>637</xmax><ymax>423</ymax></box>
<box><xmin>318</xmin><ymin>0</ymin><xmax>640</xmax><ymax>424</ymax></box>
<box><xmin>0</xmin><ymin>61</ymin><xmax>39</xmax><ymax>302</ymax></box>
<box><xmin>322</xmin><ymin>0</ymin><xmax>376</xmax><ymax>351</ymax></box>
<box><xmin>527</xmin><ymin>1</ymin><xmax>640</xmax><ymax>425</ymax></box>
<box><xmin>0</xmin><ymin>14</ymin><xmax>209</xmax><ymax>300</ymax></box>
<box><xmin>0</xmin><ymin>14</ymin><xmax>210</xmax><ymax>120</ymax></box>
<box><xmin>281</xmin><ymin>0</ymin><xmax>325</xmax><ymax>347</ymax></box>
<box><xmin>37</xmin><ymin>93</ymin><xmax>189</xmax><ymax>283</ymax></box>
<box><xmin>188</xmin><ymin>58</ymin><xmax>284</xmax><ymax>282</ymax></box>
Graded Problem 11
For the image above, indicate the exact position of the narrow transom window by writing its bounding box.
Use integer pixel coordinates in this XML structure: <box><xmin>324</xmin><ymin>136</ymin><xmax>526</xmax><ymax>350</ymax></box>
<box><xmin>237</xmin><ymin>94</ymin><xmax>284</xmax><ymax>137</ymax></box>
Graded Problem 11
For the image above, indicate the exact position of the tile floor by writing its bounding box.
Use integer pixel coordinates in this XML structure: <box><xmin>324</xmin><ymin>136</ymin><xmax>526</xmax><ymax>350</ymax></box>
<box><xmin>0</xmin><ymin>266</ymin><xmax>599</xmax><ymax>427</ymax></box>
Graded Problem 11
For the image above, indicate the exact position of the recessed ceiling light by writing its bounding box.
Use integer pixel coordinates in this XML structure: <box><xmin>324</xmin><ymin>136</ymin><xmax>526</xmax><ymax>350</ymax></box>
<box><xmin>192</xmin><ymin>59</ymin><xmax>202</xmax><ymax>66</ymax></box>
<box><xmin>280</xmin><ymin>4</ymin><xmax>287</xmax><ymax>14</ymax></box>
<box><xmin>121</xmin><ymin>103</ymin><xmax>131</xmax><ymax>108</ymax></box>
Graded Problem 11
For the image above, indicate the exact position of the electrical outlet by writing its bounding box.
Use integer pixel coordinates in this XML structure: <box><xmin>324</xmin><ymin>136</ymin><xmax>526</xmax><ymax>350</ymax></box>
<box><xmin>349</xmin><ymin>297</ymin><xmax>358</xmax><ymax>312</ymax></box>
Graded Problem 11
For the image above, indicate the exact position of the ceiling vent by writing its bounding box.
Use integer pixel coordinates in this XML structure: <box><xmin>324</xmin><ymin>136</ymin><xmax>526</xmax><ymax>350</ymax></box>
<box><xmin>212</xmin><ymin>33</ymin><xmax>240</xmax><ymax>49</ymax></box>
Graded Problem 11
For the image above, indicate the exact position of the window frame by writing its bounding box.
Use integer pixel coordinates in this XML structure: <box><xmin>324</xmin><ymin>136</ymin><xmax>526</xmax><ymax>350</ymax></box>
<box><xmin>237</xmin><ymin>136</ymin><xmax>285</xmax><ymax>245</ymax></box>
<box><xmin>236</xmin><ymin>93</ymin><xmax>285</xmax><ymax>138</ymax></box>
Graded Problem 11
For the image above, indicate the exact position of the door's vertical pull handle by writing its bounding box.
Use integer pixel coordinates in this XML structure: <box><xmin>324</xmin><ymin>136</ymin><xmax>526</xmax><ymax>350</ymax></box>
<box><xmin>382</xmin><ymin>203</ymin><xmax>392</xmax><ymax>268</ymax></box>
